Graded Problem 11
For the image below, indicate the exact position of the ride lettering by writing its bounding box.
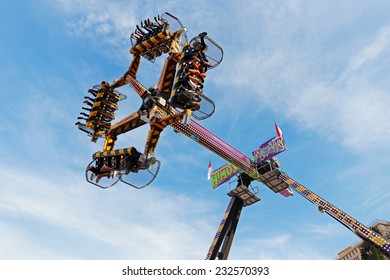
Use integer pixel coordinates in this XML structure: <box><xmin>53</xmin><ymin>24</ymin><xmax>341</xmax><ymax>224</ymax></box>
<box><xmin>211</xmin><ymin>163</ymin><xmax>239</xmax><ymax>188</ymax></box>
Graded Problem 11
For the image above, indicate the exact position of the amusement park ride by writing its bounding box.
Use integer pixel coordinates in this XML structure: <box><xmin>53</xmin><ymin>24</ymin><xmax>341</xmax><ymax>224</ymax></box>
<box><xmin>76</xmin><ymin>12</ymin><xmax>390</xmax><ymax>259</ymax></box>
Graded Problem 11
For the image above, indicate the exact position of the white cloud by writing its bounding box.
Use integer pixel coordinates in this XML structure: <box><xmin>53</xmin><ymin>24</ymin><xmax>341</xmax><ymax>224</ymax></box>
<box><xmin>343</xmin><ymin>25</ymin><xmax>390</xmax><ymax>77</ymax></box>
<box><xmin>46</xmin><ymin>0</ymin><xmax>139</xmax><ymax>63</ymax></box>
<box><xmin>0</xmin><ymin>163</ymin><xmax>218</xmax><ymax>259</ymax></box>
<box><xmin>0</xmin><ymin>224</ymin><xmax>67</xmax><ymax>259</ymax></box>
<box><xmin>231</xmin><ymin>234</ymin><xmax>326</xmax><ymax>260</ymax></box>
<box><xmin>298</xmin><ymin>222</ymin><xmax>342</xmax><ymax>236</ymax></box>
<box><xmin>210</xmin><ymin>3</ymin><xmax>390</xmax><ymax>155</ymax></box>
<box><xmin>334</xmin><ymin>159</ymin><xmax>390</xmax><ymax>214</ymax></box>
<box><xmin>24</xmin><ymin>1</ymin><xmax>390</xmax><ymax>260</ymax></box>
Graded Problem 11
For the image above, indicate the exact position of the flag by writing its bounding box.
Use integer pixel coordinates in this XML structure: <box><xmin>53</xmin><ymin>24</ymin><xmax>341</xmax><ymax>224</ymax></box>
<box><xmin>207</xmin><ymin>161</ymin><xmax>212</xmax><ymax>180</ymax></box>
<box><xmin>279</xmin><ymin>188</ymin><xmax>293</xmax><ymax>197</ymax></box>
<box><xmin>275</xmin><ymin>123</ymin><xmax>283</xmax><ymax>137</ymax></box>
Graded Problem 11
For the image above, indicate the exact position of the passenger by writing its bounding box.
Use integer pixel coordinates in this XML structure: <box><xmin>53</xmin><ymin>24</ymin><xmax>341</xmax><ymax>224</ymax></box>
<box><xmin>87</xmin><ymin>164</ymin><xmax>115</xmax><ymax>183</ymax></box>
<box><xmin>83</xmin><ymin>100</ymin><xmax>94</xmax><ymax>107</ymax></box>
<box><xmin>125</xmin><ymin>148</ymin><xmax>143</xmax><ymax>172</ymax></box>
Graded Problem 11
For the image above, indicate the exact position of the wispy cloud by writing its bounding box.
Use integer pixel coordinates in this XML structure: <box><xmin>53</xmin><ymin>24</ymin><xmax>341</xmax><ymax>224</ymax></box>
<box><xmin>210</xmin><ymin>3</ymin><xmax>390</xmax><ymax>156</ymax></box>
<box><xmin>0</xmin><ymin>224</ymin><xmax>68</xmax><ymax>259</ymax></box>
<box><xmin>49</xmin><ymin>0</ymin><xmax>137</xmax><ymax>46</ymax></box>
<box><xmin>231</xmin><ymin>234</ymin><xmax>326</xmax><ymax>260</ymax></box>
<box><xmin>16</xmin><ymin>1</ymin><xmax>388</xmax><ymax>260</ymax></box>
<box><xmin>334</xmin><ymin>159</ymin><xmax>390</xmax><ymax>214</ymax></box>
<box><xmin>342</xmin><ymin>25</ymin><xmax>390</xmax><ymax>78</ymax></box>
<box><xmin>0</xmin><ymin>163</ymin><xmax>217</xmax><ymax>259</ymax></box>
<box><xmin>298</xmin><ymin>222</ymin><xmax>343</xmax><ymax>236</ymax></box>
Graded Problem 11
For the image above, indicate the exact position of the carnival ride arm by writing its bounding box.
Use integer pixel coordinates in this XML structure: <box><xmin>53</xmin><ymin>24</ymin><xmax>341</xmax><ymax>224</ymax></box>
<box><xmin>278</xmin><ymin>173</ymin><xmax>390</xmax><ymax>257</ymax></box>
<box><xmin>170</xmin><ymin>117</ymin><xmax>259</xmax><ymax>179</ymax></box>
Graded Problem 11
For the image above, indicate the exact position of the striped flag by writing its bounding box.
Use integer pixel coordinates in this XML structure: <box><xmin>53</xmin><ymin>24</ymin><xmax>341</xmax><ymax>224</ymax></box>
<box><xmin>207</xmin><ymin>161</ymin><xmax>212</xmax><ymax>180</ymax></box>
<box><xmin>275</xmin><ymin>123</ymin><xmax>283</xmax><ymax>137</ymax></box>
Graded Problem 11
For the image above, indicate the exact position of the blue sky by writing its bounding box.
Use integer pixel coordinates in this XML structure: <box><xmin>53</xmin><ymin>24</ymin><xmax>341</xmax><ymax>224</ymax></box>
<box><xmin>1</xmin><ymin>0</ymin><xmax>389</xmax><ymax>259</ymax></box>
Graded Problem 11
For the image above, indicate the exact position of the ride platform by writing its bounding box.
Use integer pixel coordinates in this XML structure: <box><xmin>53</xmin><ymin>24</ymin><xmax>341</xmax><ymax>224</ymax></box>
<box><xmin>257</xmin><ymin>161</ymin><xmax>289</xmax><ymax>194</ymax></box>
<box><xmin>228</xmin><ymin>184</ymin><xmax>260</xmax><ymax>207</ymax></box>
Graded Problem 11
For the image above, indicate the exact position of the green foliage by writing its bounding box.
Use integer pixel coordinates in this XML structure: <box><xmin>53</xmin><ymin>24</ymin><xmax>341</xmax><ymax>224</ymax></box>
<box><xmin>360</xmin><ymin>241</ymin><xmax>387</xmax><ymax>260</ymax></box>
<box><xmin>359</xmin><ymin>227</ymin><xmax>388</xmax><ymax>260</ymax></box>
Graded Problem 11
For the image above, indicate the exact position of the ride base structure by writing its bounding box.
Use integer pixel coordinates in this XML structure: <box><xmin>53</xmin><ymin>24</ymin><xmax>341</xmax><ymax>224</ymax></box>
<box><xmin>75</xmin><ymin>12</ymin><xmax>390</xmax><ymax>259</ymax></box>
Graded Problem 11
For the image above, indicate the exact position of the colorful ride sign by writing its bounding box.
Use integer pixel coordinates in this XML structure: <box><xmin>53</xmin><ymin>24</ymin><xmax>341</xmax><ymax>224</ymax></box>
<box><xmin>211</xmin><ymin>163</ymin><xmax>240</xmax><ymax>189</ymax></box>
<box><xmin>252</xmin><ymin>136</ymin><xmax>286</xmax><ymax>164</ymax></box>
